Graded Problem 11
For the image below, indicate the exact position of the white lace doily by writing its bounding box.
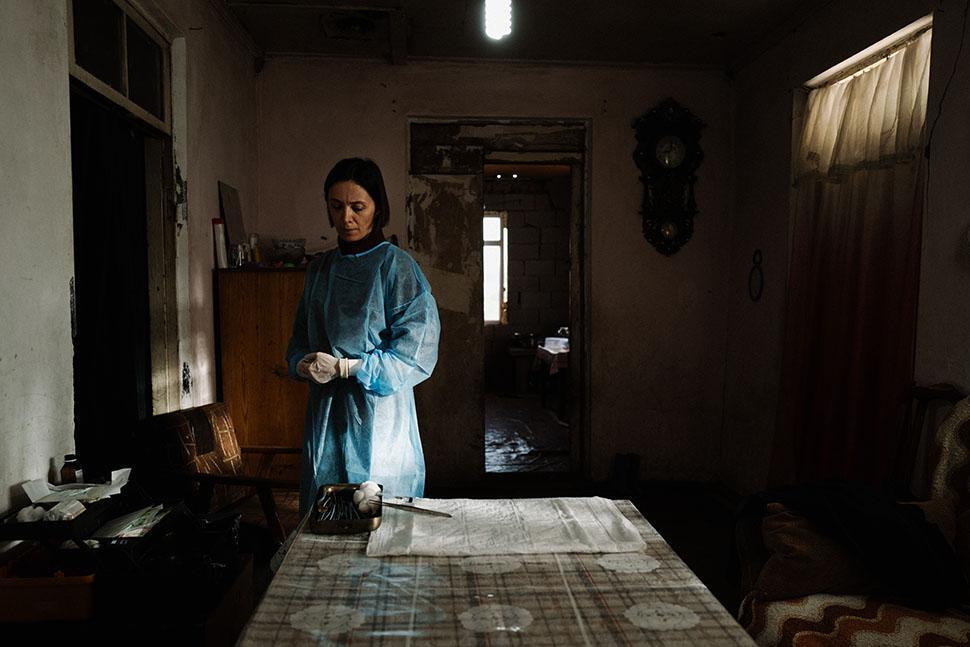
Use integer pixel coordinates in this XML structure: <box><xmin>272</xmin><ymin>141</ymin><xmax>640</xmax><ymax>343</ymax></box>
<box><xmin>459</xmin><ymin>604</ymin><xmax>534</xmax><ymax>633</ymax></box>
<box><xmin>460</xmin><ymin>556</ymin><xmax>524</xmax><ymax>575</ymax></box>
<box><xmin>596</xmin><ymin>553</ymin><xmax>660</xmax><ymax>573</ymax></box>
<box><xmin>289</xmin><ymin>603</ymin><xmax>366</xmax><ymax>636</ymax></box>
<box><xmin>316</xmin><ymin>554</ymin><xmax>380</xmax><ymax>576</ymax></box>
<box><xmin>623</xmin><ymin>602</ymin><xmax>699</xmax><ymax>630</ymax></box>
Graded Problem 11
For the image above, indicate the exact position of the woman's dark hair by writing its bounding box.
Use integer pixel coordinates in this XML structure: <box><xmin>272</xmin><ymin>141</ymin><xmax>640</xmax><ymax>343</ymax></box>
<box><xmin>324</xmin><ymin>158</ymin><xmax>390</xmax><ymax>229</ymax></box>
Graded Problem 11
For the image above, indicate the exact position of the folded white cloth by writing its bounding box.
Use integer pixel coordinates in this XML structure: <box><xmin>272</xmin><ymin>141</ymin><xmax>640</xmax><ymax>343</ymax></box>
<box><xmin>366</xmin><ymin>497</ymin><xmax>645</xmax><ymax>557</ymax></box>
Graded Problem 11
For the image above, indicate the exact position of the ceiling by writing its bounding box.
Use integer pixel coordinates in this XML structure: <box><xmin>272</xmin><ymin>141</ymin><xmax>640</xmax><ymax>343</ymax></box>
<box><xmin>224</xmin><ymin>0</ymin><xmax>822</xmax><ymax>69</ymax></box>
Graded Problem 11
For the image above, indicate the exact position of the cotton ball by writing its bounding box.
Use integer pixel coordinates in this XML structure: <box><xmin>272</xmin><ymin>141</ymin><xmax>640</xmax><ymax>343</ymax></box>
<box><xmin>15</xmin><ymin>505</ymin><xmax>47</xmax><ymax>522</ymax></box>
<box><xmin>356</xmin><ymin>481</ymin><xmax>381</xmax><ymax>515</ymax></box>
<box><xmin>358</xmin><ymin>497</ymin><xmax>380</xmax><ymax>515</ymax></box>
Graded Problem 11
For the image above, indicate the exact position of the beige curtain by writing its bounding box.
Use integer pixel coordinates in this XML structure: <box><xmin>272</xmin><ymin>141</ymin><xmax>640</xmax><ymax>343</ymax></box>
<box><xmin>771</xmin><ymin>29</ymin><xmax>932</xmax><ymax>487</ymax></box>
<box><xmin>797</xmin><ymin>30</ymin><xmax>931</xmax><ymax>178</ymax></box>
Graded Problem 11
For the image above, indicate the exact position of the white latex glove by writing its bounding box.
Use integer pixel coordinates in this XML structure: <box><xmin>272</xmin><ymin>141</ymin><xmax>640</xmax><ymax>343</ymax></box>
<box><xmin>298</xmin><ymin>352</ymin><xmax>361</xmax><ymax>383</ymax></box>
<box><xmin>298</xmin><ymin>352</ymin><xmax>338</xmax><ymax>384</ymax></box>
<box><xmin>339</xmin><ymin>357</ymin><xmax>361</xmax><ymax>379</ymax></box>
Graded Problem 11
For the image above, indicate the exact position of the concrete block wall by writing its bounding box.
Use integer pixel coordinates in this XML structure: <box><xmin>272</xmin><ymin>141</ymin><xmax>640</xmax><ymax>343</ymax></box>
<box><xmin>483</xmin><ymin>175</ymin><xmax>570</xmax><ymax>393</ymax></box>
<box><xmin>485</xmin><ymin>176</ymin><xmax>570</xmax><ymax>336</ymax></box>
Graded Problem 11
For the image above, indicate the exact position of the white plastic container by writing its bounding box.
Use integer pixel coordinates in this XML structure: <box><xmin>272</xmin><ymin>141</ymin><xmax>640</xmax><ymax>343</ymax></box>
<box><xmin>543</xmin><ymin>337</ymin><xmax>569</xmax><ymax>351</ymax></box>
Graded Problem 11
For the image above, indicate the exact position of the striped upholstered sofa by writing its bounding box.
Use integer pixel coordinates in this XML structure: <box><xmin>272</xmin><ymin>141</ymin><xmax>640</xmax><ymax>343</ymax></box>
<box><xmin>738</xmin><ymin>387</ymin><xmax>970</xmax><ymax>646</ymax></box>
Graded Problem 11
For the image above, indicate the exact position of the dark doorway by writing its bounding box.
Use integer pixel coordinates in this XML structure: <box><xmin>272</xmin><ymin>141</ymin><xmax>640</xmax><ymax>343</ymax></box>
<box><xmin>408</xmin><ymin>119</ymin><xmax>588</xmax><ymax>491</ymax></box>
<box><xmin>70</xmin><ymin>88</ymin><xmax>154</xmax><ymax>480</ymax></box>
<box><xmin>483</xmin><ymin>163</ymin><xmax>573</xmax><ymax>473</ymax></box>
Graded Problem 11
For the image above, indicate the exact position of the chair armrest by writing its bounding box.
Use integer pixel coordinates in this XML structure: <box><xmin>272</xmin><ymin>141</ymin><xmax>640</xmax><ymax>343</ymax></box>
<box><xmin>240</xmin><ymin>446</ymin><xmax>301</xmax><ymax>479</ymax></box>
<box><xmin>241</xmin><ymin>445</ymin><xmax>302</xmax><ymax>455</ymax></box>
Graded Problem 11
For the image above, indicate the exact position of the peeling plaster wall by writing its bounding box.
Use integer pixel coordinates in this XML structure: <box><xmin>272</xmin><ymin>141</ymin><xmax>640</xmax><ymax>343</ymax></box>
<box><xmin>257</xmin><ymin>60</ymin><xmax>733</xmax><ymax>482</ymax></box>
<box><xmin>154</xmin><ymin>0</ymin><xmax>260</xmax><ymax>405</ymax></box>
<box><xmin>723</xmin><ymin>0</ymin><xmax>970</xmax><ymax>495</ymax></box>
<box><xmin>0</xmin><ymin>1</ymin><xmax>74</xmax><ymax>512</ymax></box>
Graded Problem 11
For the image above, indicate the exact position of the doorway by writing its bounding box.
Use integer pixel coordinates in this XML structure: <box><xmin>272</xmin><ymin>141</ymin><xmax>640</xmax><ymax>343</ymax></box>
<box><xmin>483</xmin><ymin>162</ymin><xmax>574</xmax><ymax>473</ymax></box>
<box><xmin>407</xmin><ymin>119</ymin><xmax>589</xmax><ymax>490</ymax></box>
<box><xmin>70</xmin><ymin>87</ymin><xmax>168</xmax><ymax>479</ymax></box>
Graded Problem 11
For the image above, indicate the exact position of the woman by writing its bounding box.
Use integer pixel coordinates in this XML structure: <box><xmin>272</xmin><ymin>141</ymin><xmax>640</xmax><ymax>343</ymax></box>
<box><xmin>287</xmin><ymin>158</ymin><xmax>440</xmax><ymax>514</ymax></box>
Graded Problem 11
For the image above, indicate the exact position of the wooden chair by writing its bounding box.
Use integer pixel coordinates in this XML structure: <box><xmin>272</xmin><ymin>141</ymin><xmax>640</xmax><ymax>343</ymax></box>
<box><xmin>133</xmin><ymin>402</ymin><xmax>300</xmax><ymax>543</ymax></box>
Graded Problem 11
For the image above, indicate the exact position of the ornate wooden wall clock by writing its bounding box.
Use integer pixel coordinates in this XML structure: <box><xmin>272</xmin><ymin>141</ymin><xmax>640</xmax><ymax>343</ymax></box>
<box><xmin>632</xmin><ymin>98</ymin><xmax>705</xmax><ymax>255</ymax></box>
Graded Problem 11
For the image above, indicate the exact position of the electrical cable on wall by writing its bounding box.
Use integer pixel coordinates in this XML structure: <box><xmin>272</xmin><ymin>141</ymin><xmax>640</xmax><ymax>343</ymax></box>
<box><xmin>925</xmin><ymin>0</ymin><xmax>970</xmax><ymax>159</ymax></box>
<box><xmin>921</xmin><ymin>0</ymin><xmax>970</xmax><ymax>276</ymax></box>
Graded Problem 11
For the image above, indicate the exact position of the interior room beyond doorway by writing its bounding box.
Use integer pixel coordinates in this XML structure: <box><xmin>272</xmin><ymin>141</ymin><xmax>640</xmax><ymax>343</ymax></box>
<box><xmin>483</xmin><ymin>162</ymin><xmax>573</xmax><ymax>473</ymax></box>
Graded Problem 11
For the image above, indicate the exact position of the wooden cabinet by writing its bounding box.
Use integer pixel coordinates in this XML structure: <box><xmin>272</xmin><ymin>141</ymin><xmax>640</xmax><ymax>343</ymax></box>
<box><xmin>215</xmin><ymin>269</ymin><xmax>306</xmax><ymax>479</ymax></box>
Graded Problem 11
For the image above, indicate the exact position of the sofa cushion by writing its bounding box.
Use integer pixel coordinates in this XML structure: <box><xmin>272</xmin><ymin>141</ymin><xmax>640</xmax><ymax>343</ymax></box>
<box><xmin>740</xmin><ymin>593</ymin><xmax>970</xmax><ymax>647</ymax></box>
<box><xmin>931</xmin><ymin>396</ymin><xmax>970</xmax><ymax>514</ymax></box>
<box><xmin>753</xmin><ymin>504</ymin><xmax>872</xmax><ymax>601</ymax></box>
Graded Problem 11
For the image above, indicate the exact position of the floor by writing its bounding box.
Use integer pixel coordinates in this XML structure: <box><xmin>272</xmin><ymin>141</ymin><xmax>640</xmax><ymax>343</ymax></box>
<box><xmin>484</xmin><ymin>392</ymin><xmax>570</xmax><ymax>473</ymax></box>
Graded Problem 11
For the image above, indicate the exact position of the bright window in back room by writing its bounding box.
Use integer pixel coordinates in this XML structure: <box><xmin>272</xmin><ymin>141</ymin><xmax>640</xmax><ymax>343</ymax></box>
<box><xmin>483</xmin><ymin>211</ymin><xmax>508</xmax><ymax>323</ymax></box>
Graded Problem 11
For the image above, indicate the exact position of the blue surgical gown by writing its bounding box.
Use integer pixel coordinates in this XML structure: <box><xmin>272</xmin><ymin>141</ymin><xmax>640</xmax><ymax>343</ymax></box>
<box><xmin>286</xmin><ymin>241</ymin><xmax>440</xmax><ymax>514</ymax></box>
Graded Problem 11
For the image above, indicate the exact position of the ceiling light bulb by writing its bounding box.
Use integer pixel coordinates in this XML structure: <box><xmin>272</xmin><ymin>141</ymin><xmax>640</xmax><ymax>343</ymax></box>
<box><xmin>484</xmin><ymin>0</ymin><xmax>512</xmax><ymax>40</ymax></box>
<box><xmin>512</xmin><ymin>173</ymin><xmax>518</xmax><ymax>179</ymax></box>
<box><xmin>496</xmin><ymin>174</ymin><xmax>502</xmax><ymax>179</ymax></box>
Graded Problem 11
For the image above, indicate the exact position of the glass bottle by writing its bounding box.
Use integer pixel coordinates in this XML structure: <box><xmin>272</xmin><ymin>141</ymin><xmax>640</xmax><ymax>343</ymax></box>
<box><xmin>61</xmin><ymin>454</ymin><xmax>81</xmax><ymax>484</ymax></box>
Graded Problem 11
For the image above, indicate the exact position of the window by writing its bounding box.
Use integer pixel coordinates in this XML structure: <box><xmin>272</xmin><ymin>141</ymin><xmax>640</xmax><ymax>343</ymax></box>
<box><xmin>775</xmin><ymin>18</ymin><xmax>932</xmax><ymax>481</ymax></box>
<box><xmin>69</xmin><ymin>0</ymin><xmax>170</xmax><ymax>132</ymax></box>
<box><xmin>483</xmin><ymin>211</ymin><xmax>508</xmax><ymax>323</ymax></box>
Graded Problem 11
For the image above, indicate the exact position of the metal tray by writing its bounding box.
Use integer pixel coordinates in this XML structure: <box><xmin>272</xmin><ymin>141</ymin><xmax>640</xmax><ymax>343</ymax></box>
<box><xmin>308</xmin><ymin>483</ymin><xmax>382</xmax><ymax>535</ymax></box>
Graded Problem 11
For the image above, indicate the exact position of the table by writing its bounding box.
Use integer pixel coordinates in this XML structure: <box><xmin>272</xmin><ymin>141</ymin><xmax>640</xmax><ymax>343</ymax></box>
<box><xmin>239</xmin><ymin>500</ymin><xmax>755</xmax><ymax>645</ymax></box>
<box><xmin>533</xmin><ymin>345</ymin><xmax>570</xmax><ymax>420</ymax></box>
<box><xmin>533</xmin><ymin>345</ymin><xmax>569</xmax><ymax>376</ymax></box>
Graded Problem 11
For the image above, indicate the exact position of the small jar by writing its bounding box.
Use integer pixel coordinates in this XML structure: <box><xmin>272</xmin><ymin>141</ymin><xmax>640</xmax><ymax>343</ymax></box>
<box><xmin>61</xmin><ymin>454</ymin><xmax>81</xmax><ymax>484</ymax></box>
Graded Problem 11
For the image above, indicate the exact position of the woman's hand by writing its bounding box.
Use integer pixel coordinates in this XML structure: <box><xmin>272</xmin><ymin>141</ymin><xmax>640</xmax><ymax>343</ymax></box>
<box><xmin>298</xmin><ymin>352</ymin><xmax>339</xmax><ymax>384</ymax></box>
<box><xmin>298</xmin><ymin>352</ymin><xmax>361</xmax><ymax>383</ymax></box>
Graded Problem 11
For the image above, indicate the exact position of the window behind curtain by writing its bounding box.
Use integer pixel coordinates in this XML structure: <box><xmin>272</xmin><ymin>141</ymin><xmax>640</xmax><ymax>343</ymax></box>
<box><xmin>771</xmin><ymin>23</ymin><xmax>932</xmax><ymax>488</ymax></box>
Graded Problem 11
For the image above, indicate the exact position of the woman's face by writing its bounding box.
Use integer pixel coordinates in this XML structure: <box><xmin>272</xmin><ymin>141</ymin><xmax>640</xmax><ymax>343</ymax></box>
<box><xmin>328</xmin><ymin>180</ymin><xmax>377</xmax><ymax>242</ymax></box>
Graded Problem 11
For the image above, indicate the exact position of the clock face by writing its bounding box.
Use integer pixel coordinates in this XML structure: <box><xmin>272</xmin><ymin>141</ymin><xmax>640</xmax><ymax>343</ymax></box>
<box><xmin>655</xmin><ymin>135</ymin><xmax>686</xmax><ymax>169</ymax></box>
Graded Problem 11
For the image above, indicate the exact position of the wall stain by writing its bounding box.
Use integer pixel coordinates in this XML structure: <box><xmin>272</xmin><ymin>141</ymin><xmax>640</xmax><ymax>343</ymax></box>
<box><xmin>174</xmin><ymin>164</ymin><xmax>188</xmax><ymax>235</ymax></box>
<box><xmin>408</xmin><ymin>175</ymin><xmax>483</xmax><ymax>320</ymax></box>
<box><xmin>181</xmin><ymin>362</ymin><xmax>192</xmax><ymax>396</ymax></box>
<box><xmin>411</xmin><ymin>144</ymin><xmax>483</xmax><ymax>174</ymax></box>
<box><xmin>408</xmin><ymin>176</ymin><xmax>478</xmax><ymax>274</ymax></box>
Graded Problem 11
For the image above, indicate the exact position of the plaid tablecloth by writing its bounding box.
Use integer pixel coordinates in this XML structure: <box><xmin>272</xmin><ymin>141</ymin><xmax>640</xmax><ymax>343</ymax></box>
<box><xmin>239</xmin><ymin>500</ymin><xmax>755</xmax><ymax>646</ymax></box>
